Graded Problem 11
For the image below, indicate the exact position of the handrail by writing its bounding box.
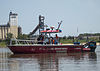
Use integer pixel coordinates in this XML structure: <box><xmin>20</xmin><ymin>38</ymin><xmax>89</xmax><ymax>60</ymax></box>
<box><xmin>10</xmin><ymin>38</ymin><xmax>37</xmax><ymax>45</ymax></box>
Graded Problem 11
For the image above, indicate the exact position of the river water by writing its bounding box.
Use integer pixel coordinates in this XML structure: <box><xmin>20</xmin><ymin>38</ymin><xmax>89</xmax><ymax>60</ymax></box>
<box><xmin>0</xmin><ymin>46</ymin><xmax>100</xmax><ymax>71</ymax></box>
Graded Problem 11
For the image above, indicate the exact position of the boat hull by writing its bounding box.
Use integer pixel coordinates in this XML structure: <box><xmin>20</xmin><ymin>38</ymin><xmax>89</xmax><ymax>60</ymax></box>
<box><xmin>8</xmin><ymin>44</ymin><xmax>93</xmax><ymax>54</ymax></box>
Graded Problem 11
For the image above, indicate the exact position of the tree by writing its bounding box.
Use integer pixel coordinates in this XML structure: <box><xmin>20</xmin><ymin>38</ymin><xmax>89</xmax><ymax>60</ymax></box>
<box><xmin>17</xmin><ymin>34</ymin><xmax>29</xmax><ymax>39</ymax></box>
<box><xmin>7</xmin><ymin>33</ymin><xmax>13</xmax><ymax>39</ymax></box>
<box><xmin>67</xmin><ymin>36</ymin><xmax>74</xmax><ymax>40</ymax></box>
<box><xmin>63</xmin><ymin>36</ymin><xmax>66</xmax><ymax>39</ymax></box>
<box><xmin>6</xmin><ymin>33</ymin><xmax>13</xmax><ymax>45</ymax></box>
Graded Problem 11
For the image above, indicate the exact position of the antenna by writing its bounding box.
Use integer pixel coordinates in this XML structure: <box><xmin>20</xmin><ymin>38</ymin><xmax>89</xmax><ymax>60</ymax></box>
<box><xmin>76</xmin><ymin>27</ymin><xmax>79</xmax><ymax>42</ymax></box>
<box><xmin>77</xmin><ymin>27</ymin><xmax>78</xmax><ymax>36</ymax></box>
<box><xmin>57</xmin><ymin>21</ymin><xmax>62</xmax><ymax>30</ymax></box>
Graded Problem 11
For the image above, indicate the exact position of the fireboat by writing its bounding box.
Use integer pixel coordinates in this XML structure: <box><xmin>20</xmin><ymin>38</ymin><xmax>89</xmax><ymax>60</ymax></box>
<box><xmin>8</xmin><ymin>15</ymin><xmax>97</xmax><ymax>54</ymax></box>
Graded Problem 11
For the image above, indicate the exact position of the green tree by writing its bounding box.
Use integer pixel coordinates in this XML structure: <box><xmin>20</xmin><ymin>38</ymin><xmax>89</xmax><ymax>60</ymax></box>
<box><xmin>67</xmin><ymin>36</ymin><xmax>74</xmax><ymax>40</ymax></box>
<box><xmin>63</xmin><ymin>36</ymin><xmax>66</xmax><ymax>39</ymax></box>
<box><xmin>6</xmin><ymin>33</ymin><xmax>13</xmax><ymax>45</ymax></box>
<box><xmin>17</xmin><ymin>34</ymin><xmax>29</xmax><ymax>39</ymax></box>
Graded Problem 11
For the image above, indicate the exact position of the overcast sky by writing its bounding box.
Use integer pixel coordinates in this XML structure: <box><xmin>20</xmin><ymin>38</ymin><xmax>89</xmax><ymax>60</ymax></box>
<box><xmin>0</xmin><ymin>0</ymin><xmax>100</xmax><ymax>36</ymax></box>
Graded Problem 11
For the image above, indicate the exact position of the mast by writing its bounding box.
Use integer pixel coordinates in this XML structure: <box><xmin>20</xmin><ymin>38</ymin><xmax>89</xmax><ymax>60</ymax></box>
<box><xmin>39</xmin><ymin>15</ymin><xmax>45</xmax><ymax>35</ymax></box>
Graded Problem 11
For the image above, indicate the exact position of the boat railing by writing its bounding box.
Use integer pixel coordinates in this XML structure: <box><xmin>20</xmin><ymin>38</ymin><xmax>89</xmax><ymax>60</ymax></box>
<box><xmin>10</xmin><ymin>38</ymin><xmax>62</xmax><ymax>46</ymax></box>
<box><xmin>10</xmin><ymin>38</ymin><xmax>38</xmax><ymax>45</ymax></box>
<box><xmin>10</xmin><ymin>38</ymin><xmax>53</xmax><ymax>45</ymax></box>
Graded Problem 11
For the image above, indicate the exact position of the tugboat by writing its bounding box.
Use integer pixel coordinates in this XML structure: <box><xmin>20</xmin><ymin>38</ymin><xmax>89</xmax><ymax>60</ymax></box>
<box><xmin>8</xmin><ymin>15</ymin><xmax>97</xmax><ymax>54</ymax></box>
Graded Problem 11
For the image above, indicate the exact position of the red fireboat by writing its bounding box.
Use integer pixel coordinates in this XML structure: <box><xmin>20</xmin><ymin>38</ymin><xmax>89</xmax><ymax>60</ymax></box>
<box><xmin>8</xmin><ymin>15</ymin><xmax>96</xmax><ymax>54</ymax></box>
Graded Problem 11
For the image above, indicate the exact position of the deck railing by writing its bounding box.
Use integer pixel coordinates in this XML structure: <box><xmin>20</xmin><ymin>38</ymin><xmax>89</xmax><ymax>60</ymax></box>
<box><xmin>10</xmin><ymin>38</ymin><xmax>37</xmax><ymax>45</ymax></box>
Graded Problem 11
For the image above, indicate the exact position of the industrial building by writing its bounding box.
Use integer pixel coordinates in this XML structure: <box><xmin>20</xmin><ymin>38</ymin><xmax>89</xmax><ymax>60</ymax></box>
<box><xmin>0</xmin><ymin>12</ymin><xmax>18</xmax><ymax>40</ymax></box>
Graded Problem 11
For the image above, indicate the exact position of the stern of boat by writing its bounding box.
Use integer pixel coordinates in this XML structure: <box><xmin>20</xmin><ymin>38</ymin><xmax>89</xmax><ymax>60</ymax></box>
<box><xmin>83</xmin><ymin>41</ymin><xmax>96</xmax><ymax>52</ymax></box>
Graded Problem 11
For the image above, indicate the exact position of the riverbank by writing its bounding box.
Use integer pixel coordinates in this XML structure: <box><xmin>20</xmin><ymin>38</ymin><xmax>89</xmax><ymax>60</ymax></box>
<box><xmin>97</xmin><ymin>43</ymin><xmax>100</xmax><ymax>45</ymax></box>
<box><xmin>0</xmin><ymin>42</ymin><xmax>7</xmax><ymax>47</ymax></box>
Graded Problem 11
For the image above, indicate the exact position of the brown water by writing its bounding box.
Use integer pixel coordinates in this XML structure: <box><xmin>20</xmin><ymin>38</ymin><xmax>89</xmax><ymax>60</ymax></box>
<box><xmin>0</xmin><ymin>46</ymin><xmax>100</xmax><ymax>71</ymax></box>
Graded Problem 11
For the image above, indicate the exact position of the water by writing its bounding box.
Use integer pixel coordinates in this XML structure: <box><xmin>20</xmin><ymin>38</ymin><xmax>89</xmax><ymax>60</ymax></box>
<box><xmin>0</xmin><ymin>46</ymin><xmax>100</xmax><ymax>71</ymax></box>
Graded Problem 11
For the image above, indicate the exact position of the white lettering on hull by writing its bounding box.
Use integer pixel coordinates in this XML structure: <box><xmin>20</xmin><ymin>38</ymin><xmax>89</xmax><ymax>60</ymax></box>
<box><xmin>56</xmin><ymin>50</ymin><xmax>67</xmax><ymax>53</ymax></box>
<box><xmin>75</xmin><ymin>48</ymin><xmax>81</xmax><ymax>49</ymax></box>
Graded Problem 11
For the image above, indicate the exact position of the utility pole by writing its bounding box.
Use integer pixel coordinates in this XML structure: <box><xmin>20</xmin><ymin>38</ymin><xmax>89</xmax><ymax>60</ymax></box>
<box><xmin>86</xmin><ymin>36</ymin><xmax>89</xmax><ymax>42</ymax></box>
<box><xmin>76</xmin><ymin>27</ymin><xmax>78</xmax><ymax>42</ymax></box>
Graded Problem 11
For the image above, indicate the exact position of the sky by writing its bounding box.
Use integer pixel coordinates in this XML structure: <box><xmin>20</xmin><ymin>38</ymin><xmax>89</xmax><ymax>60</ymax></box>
<box><xmin>0</xmin><ymin>0</ymin><xmax>100</xmax><ymax>36</ymax></box>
